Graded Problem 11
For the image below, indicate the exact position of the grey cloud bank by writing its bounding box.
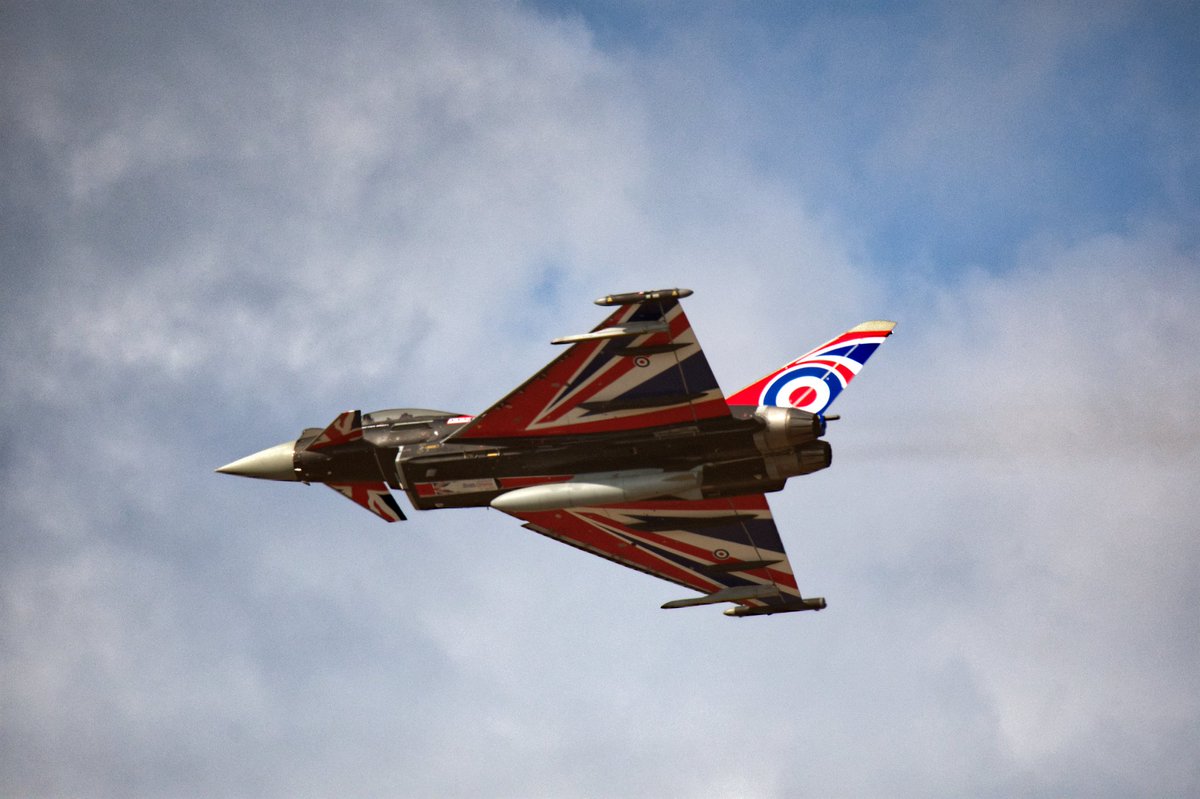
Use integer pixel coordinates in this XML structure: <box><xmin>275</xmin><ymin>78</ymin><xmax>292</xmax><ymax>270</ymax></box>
<box><xmin>2</xmin><ymin>2</ymin><xmax>1198</xmax><ymax>797</ymax></box>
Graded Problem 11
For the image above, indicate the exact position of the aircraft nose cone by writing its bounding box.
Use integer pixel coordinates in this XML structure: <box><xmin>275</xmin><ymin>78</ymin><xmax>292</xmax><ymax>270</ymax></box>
<box><xmin>215</xmin><ymin>440</ymin><xmax>298</xmax><ymax>481</ymax></box>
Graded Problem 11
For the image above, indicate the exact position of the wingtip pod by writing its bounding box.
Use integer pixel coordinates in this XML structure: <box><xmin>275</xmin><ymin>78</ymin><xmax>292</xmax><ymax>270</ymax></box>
<box><xmin>594</xmin><ymin>287</ymin><xmax>693</xmax><ymax>306</ymax></box>
<box><xmin>724</xmin><ymin>597</ymin><xmax>827</xmax><ymax>617</ymax></box>
<box><xmin>725</xmin><ymin>320</ymin><xmax>896</xmax><ymax>414</ymax></box>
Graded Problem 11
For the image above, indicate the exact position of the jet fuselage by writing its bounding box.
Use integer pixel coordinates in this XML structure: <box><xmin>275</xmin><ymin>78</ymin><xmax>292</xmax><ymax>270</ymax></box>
<box><xmin>278</xmin><ymin>405</ymin><xmax>830</xmax><ymax>512</ymax></box>
<box><xmin>215</xmin><ymin>288</ymin><xmax>894</xmax><ymax>616</ymax></box>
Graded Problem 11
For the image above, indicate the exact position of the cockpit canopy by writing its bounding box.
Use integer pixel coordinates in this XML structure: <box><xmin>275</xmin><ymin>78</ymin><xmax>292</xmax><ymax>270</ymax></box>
<box><xmin>363</xmin><ymin>408</ymin><xmax>462</xmax><ymax>425</ymax></box>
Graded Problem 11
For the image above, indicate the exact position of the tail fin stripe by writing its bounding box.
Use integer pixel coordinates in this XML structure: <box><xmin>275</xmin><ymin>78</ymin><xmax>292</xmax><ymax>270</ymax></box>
<box><xmin>726</xmin><ymin>321</ymin><xmax>895</xmax><ymax>413</ymax></box>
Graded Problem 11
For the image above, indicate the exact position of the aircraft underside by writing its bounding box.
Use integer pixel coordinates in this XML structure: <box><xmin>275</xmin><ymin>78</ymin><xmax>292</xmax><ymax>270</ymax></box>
<box><xmin>218</xmin><ymin>288</ymin><xmax>894</xmax><ymax>616</ymax></box>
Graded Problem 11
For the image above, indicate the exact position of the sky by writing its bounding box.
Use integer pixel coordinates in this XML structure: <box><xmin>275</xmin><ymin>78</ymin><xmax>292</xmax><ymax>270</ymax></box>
<box><xmin>2</xmin><ymin>1</ymin><xmax>1198</xmax><ymax>796</ymax></box>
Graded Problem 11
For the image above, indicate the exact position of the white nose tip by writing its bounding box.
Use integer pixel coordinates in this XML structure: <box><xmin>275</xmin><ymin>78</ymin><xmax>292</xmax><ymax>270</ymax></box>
<box><xmin>215</xmin><ymin>440</ymin><xmax>298</xmax><ymax>481</ymax></box>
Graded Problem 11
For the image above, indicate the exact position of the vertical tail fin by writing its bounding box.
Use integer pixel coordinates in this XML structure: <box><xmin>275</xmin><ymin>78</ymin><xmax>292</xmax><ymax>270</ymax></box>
<box><xmin>726</xmin><ymin>321</ymin><xmax>896</xmax><ymax>414</ymax></box>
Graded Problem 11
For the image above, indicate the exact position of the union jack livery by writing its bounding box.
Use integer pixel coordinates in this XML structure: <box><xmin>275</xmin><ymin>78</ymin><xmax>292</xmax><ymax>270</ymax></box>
<box><xmin>452</xmin><ymin>298</ymin><xmax>729</xmax><ymax>440</ymax></box>
<box><xmin>327</xmin><ymin>481</ymin><xmax>406</xmax><ymax>523</ymax></box>
<box><xmin>725</xmin><ymin>320</ymin><xmax>896</xmax><ymax>414</ymax></box>
<box><xmin>217</xmin><ymin>288</ymin><xmax>896</xmax><ymax>617</ymax></box>
<box><xmin>306</xmin><ymin>410</ymin><xmax>366</xmax><ymax>450</ymax></box>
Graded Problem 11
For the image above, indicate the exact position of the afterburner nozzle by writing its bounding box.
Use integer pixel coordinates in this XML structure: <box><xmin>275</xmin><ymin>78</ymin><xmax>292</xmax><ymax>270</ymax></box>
<box><xmin>215</xmin><ymin>440</ymin><xmax>298</xmax><ymax>481</ymax></box>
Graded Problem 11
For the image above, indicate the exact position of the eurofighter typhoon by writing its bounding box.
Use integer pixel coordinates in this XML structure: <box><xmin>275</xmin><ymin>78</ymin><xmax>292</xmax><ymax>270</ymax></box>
<box><xmin>218</xmin><ymin>289</ymin><xmax>895</xmax><ymax>617</ymax></box>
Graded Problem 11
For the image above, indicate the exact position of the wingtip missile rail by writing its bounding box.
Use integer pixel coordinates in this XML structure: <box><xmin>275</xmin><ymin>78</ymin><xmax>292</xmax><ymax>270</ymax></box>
<box><xmin>594</xmin><ymin>287</ymin><xmax>693</xmax><ymax>306</ymax></box>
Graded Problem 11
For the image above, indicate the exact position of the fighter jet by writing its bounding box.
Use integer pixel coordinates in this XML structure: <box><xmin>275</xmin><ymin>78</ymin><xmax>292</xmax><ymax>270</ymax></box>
<box><xmin>218</xmin><ymin>288</ymin><xmax>895</xmax><ymax>616</ymax></box>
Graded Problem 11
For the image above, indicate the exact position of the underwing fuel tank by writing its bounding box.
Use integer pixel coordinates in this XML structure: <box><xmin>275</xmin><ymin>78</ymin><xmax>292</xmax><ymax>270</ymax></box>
<box><xmin>490</xmin><ymin>469</ymin><xmax>702</xmax><ymax>512</ymax></box>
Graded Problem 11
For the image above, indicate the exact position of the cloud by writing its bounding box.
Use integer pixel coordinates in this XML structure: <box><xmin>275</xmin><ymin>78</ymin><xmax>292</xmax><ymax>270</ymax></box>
<box><xmin>825</xmin><ymin>223</ymin><xmax>1200</xmax><ymax>794</ymax></box>
<box><xmin>2</xmin><ymin>2</ymin><xmax>1198</xmax><ymax>797</ymax></box>
<box><xmin>883</xmin><ymin>223</ymin><xmax>1200</xmax><ymax>456</ymax></box>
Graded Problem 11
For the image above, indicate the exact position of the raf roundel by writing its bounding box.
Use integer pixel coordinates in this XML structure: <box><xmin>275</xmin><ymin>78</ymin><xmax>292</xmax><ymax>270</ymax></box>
<box><xmin>724</xmin><ymin>319</ymin><xmax>895</xmax><ymax>416</ymax></box>
<box><xmin>760</xmin><ymin>366</ymin><xmax>833</xmax><ymax>412</ymax></box>
<box><xmin>790</xmin><ymin>387</ymin><xmax>818</xmax><ymax>407</ymax></box>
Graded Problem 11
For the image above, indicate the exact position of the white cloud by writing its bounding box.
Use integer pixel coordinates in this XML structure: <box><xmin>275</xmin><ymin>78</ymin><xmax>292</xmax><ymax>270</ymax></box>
<box><xmin>828</xmin><ymin>224</ymin><xmax>1200</xmax><ymax>792</ymax></box>
<box><xmin>888</xmin><ymin>224</ymin><xmax>1200</xmax><ymax>457</ymax></box>
<box><xmin>2</xmin><ymin>3</ymin><xmax>1198</xmax><ymax>797</ymax></box>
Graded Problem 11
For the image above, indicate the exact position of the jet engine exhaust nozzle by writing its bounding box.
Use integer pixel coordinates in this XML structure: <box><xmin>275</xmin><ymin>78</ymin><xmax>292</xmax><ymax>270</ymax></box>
<box><xmin>752</xmin><ymin>406</ymin><xmax>822</xmax><ymax>453</ymax></box>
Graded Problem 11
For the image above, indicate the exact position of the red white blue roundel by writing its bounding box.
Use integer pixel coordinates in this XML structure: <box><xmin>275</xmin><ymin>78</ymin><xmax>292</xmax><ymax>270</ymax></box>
<box><xmin>760</xmin><ymin>365</ymin><xmax>838</xmax><ymax>412</ymax></box>
<box><xmin>725</xmin><ymin>320</ymin><xmax>896</xmax><ymax>414</ymax></box>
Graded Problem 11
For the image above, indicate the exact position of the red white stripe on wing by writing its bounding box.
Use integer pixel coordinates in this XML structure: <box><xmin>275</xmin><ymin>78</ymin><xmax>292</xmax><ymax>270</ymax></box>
<box><xmin>583</xmin><ymin>502</ymin><xmax>798</xmax><ymax>594</ymax></box>
<box><xmin>506</xmin><ymin>495</ymin><xmax>800</xmax><ymax>601</ymax></box>
<box><xmin>524</xmin><ymin>304</ymin><xmax>724</xmax><ymax>433</ymax></box>
<box><xmin>452</xmin><ymin>298</ymin><xmax>730</xmax><ymax>440</ymax></box>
